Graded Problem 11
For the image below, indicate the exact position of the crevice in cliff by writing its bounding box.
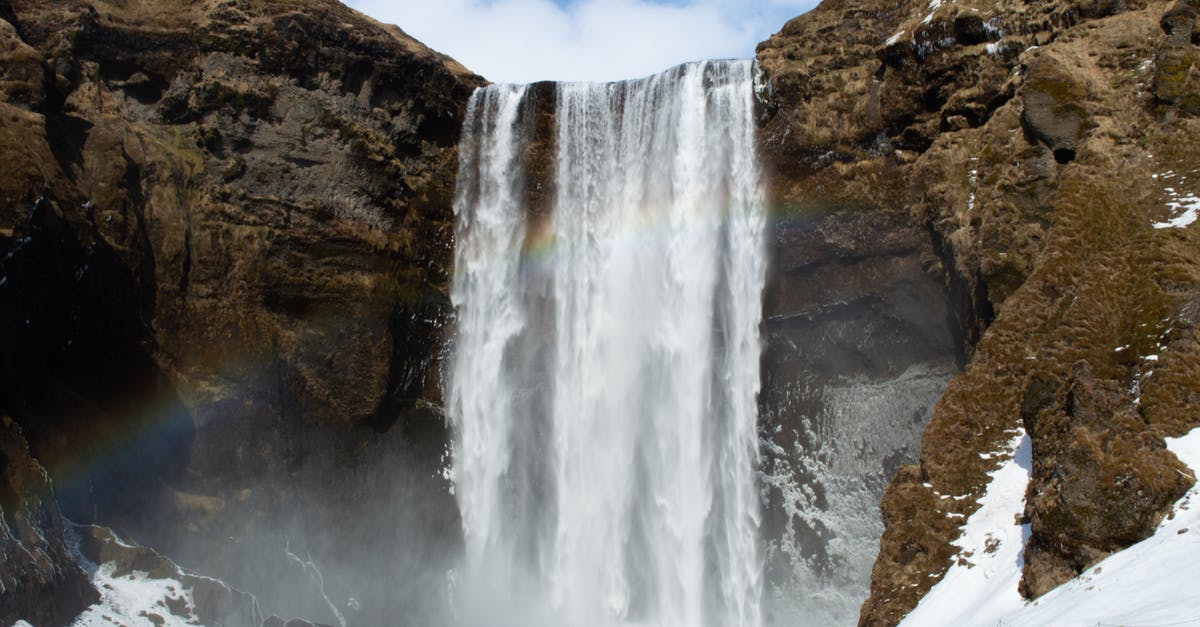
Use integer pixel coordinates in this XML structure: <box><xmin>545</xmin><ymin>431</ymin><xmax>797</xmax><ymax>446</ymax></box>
<box><xmin>925</xmin><ymin>217</ymin><xmax>991</xmax><ymax>368</ymax></box>
<box><xmin>43</xmin><ymin>114</ymin><xmax>92</xmax><ymax>181</ymax></box>
<box><xmin>0</xmin><ymin>196</ymin><xmax>193</xmax><ymax>529</ymax></box>
<box><xmin>365</xmin><ymin>293</ymin><xmax>450</xmax><ymax>435</ymax></box>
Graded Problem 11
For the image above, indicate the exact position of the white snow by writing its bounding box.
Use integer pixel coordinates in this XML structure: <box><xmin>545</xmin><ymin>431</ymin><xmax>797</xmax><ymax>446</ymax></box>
<box><xmin>71</xmin><ymin>561</ymin><xmax>202</xmax><ymax>627</ymax></box>
<box><xmin>966</xmin><ymin>166</ymin><xmax>978</xmax><ymax>212</ymax></box>
<box><xmin>899</xmin><ymin>430</ymin><xmax>1032</xmax><ymax>627</ymax></box>
<box><xmin>1153</xmin><ymin>170</ymin><xmax>1200</xmax><ymax>229</ymax></box>
<box><xmin>900</xmin><ymin>427</ymin><xmax>1200</xmax><ymax>627</ymax></box>
<box><xmin>62</xmin><ymin>526</ymin><xmax>203</xmax><ymax>627</ymax></box>
<box><xmin>922</xmin><ymin>0</ymin><xmax>943</xmax><ymax>24</ymax></box>
<box><xmin>1001</xmin><ymin>427</ymin><xmax>1200</xmax><ymax>626</ymax></box>
<box><xmin>1154</xmin><ymin>194</ymin><xmax>1200</xmax><ymax>229</ymax></box>
<box><xmin>886</xmin><ymin>30</ymin><xmax>907</xmax><ymax>46</ymax></box>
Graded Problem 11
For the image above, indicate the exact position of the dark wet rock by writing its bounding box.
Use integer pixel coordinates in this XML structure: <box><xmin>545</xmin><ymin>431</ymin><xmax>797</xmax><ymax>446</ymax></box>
<box><xmin>0</xmin><ymin>416</ymin><xmax>97</xmax><ymax>627</ymax></box>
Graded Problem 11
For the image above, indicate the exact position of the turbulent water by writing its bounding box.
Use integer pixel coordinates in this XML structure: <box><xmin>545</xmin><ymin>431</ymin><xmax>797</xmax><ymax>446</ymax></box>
<box><xmin>448</xmin><ymin>60</ymin><xmax>767</xmax><ymax>627</ymax></box>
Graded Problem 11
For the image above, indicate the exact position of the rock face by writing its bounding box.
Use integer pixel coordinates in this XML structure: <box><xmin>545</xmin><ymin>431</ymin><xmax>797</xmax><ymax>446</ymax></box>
<box><xmin>755</xmin><ymin>1</ymin><xmax>964</xmax><ymax>621</ymax></box>
<box><xmin>0</xmin><ymin>0</ymin><xmax>481</xmax><ymax>622</ymax></box>
<box><xmin>756</xmin><ymin>176</ymin><xmax>962</xmax><ymax>620</ymax></box>
<box><xmin>757</xmin><ymin>0</ymin><xmax>1200</xmax><ymax>623</ymax></box>
<box><xmin>0</xmin><ymin>416</ymin><xmax>97</xmax><ymax>626</ymax></box>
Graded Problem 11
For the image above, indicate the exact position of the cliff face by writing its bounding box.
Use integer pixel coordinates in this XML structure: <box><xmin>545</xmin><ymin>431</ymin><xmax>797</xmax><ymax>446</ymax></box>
<box><xmin>0</xmin><ymin>416</ymin><xmax>97</xmax><ymax>626</ymax></box>
<box><xmin>0</xmin><ymin>0</ymin><xmax>481</xmax><ymax>621</ymax></box>
<box><xmin>756</xmin><ymin>0</ymin><xmax>1200</xmax><ymax>623</ymax></box>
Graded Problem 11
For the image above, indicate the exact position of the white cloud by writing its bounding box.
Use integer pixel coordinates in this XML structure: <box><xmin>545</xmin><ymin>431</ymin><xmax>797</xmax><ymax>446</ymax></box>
<box><xmin>341</xmin><ymin>0</ymin><xmax>818</xmax><ymax>83</ymax></box>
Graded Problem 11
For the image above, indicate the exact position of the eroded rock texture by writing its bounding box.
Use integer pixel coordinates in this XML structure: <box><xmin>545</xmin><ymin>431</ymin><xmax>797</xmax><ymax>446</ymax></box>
<box><xmin>0</xmin><ymin>416</ymin><xmax>97</xmax><ymax>626</ymax></box>
<box><xmin>0</xmin><ymin>0</ymin><xmax>481</xmax><ymax>622</ymax></box>
<box><xmin>756</xmin><ymin>0</ymin><xmax>1200</xmax><ymax>624</ymax></box>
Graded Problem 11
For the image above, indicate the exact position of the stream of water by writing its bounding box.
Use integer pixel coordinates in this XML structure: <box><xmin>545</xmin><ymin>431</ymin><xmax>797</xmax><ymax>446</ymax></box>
<box><xmin>448</xmin><ymin>60</ymin><xmax>767</xmax><ymax>627</ymax></box>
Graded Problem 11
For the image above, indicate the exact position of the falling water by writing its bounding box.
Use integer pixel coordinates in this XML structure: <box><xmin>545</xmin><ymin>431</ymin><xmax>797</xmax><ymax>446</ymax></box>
<box><xmin>448</xmin><ymin>60</ymin><xmax>767</xmax><ymax>627</ymax></box>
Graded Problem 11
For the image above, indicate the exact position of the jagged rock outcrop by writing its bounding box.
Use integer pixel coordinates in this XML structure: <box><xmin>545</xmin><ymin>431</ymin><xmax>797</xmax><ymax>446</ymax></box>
<box><xmin>1018</xmin><ymin>361</ymin><xmax>1191</xmax><ymax>597</ymax></box>
<box><xmin>0</xmin><ymin>416</ymin><xmax>96</xmax><ymax>626</ymax></box>
<box><xmin>0</xmin><ymin>0</ymin><xmax>481</xmax><ymax>621</ymax></box>
<box><xmin>757</xmin><ymin>0</ymin><xmax>1200</xmax><ymax>624</ymax></box>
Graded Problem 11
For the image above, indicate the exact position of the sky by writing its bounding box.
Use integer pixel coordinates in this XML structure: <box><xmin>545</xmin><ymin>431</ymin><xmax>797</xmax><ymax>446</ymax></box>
<box><xmin>341</xmin><ymin>0</ymin><xmax>820</xmax><ymax>83</ymax></box>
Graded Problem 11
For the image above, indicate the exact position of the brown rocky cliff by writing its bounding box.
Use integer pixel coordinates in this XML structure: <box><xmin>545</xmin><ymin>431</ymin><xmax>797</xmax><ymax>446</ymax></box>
<box><xmin>757</xmin><ymin>0</ymin><xmax>1200</xmax><ymax>623</ymax></box>
<box><xmin>0</xmin><ymin>0</ymin><xmax>481</xmax><ymax>621</ymax></box>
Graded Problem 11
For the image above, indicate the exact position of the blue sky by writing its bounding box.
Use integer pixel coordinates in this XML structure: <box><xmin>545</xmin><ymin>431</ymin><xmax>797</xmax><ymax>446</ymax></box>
<box><xmin>341</xmin><ymin>0</ymin><xmax>819</xmax><ymax>83</ymax></box>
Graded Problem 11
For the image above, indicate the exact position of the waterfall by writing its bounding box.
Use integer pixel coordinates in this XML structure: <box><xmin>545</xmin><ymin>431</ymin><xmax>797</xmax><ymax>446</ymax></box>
<box><xmin>448</xmin><ymin>60</ymin><xmax>767</xmax><ymax>627</ymax></box>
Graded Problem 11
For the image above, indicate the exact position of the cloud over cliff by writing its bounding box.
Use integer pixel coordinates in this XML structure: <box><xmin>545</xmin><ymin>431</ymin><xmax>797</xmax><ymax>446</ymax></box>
<box><xmin>342</xmin><ymin>0</ymin><xmax>819</xmax><ymax>83</ymax></box>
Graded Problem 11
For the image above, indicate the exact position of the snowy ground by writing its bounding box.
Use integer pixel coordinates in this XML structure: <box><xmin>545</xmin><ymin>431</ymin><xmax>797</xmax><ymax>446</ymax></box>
<box><xmin>70</xmin><ymin>562</ymin><xmax>203</xmax><ymax>627</ymax></box>
<box><xmin>900</xmin><ymin>427</ymin><xmax>1200</xmax><ymax>627</ymax></box>
<box><xmin>899</xmin><ymin>430</ymin><xmax>1032</xmax><ymax>627</ymax></box>
<box><xmin>63</xmin><ymin>526</ymin><xmax>205</xmax><ymax>627</ymax></box>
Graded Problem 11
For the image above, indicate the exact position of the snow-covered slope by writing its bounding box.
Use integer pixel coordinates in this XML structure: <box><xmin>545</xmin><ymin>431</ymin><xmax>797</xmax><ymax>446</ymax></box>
<box><xmin>901</xmin><ymin>427</ymin><xmax>1200</xmax><ymax>627</ymax></box>
<box><xmin>899</xmin><ymin>431</ymin><xmax>1032</xmax><ymax>627</ymax></box>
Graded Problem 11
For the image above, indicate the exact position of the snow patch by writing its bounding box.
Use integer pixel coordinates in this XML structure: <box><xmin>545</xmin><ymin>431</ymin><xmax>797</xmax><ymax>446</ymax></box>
<box><xmin>899</xmin><ymin>427</ymin><xmax>1200</xmax><ymax>626</ymax></box>
<box><xmin>998</xmin><ymin>427</ymin><xmax>1200</xmax><ymax>626</ymax></box>
<box><xmin>899</xmin><ymin>430</ymin><xmax>1032</xmax><ymax>627</ymax></box>
<box><xmin>1153</xmin><ymin>170</ymin><xmax>1200</xmax><ymax>229</ymax></box>
<box><xmin>887</xmin><ymin>30</ymin><xmax>907</xmax><ymax>46</ymax></box>
<box><xmin>922</xmin><ymin>0</ymin><xmax>943</xmax><ymax>24</ymax></box>
<box><xmin>71</xmin><ymin>562</ymin><xmax>202</xmax><ymax>627</ymax></box>
<box><xmin>966</xmin><ymin>164</ymin><xmax>978</xmax><ymax>213</ymax></box>
<box><xmin>65</xmin><ymin>527</ymin><xmax>202</xmax><ymax>627</ymax></box>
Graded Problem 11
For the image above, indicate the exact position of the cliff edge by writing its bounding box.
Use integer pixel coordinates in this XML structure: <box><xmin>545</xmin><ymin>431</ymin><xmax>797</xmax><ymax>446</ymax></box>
<box><xmin>756</xmin><ymin>0</ymin><xmax>1200</xmax><ymax>623</ymax></box>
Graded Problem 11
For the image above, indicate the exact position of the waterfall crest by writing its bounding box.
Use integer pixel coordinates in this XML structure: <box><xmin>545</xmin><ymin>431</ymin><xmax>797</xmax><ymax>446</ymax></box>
<box><xmin>448</xmin><ymin>60</ymin><xmax>767</xmax><ymax>627</ymax></box>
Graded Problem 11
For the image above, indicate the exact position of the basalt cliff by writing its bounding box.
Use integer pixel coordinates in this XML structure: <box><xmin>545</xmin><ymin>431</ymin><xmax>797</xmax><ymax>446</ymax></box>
<box><xmin>0</xmin><ymin>0</ymin><xmax>481</xmax><ymax>623</ymax></box>
<box><xmin>755</xmin><ymin>0</ymin><xmax>1200</xmax><ymax>622</ymax></box>
<box><xmin>0</xmin><ymin>0</ymin><xmax>1198</xmax><ymax>624</ymax></box>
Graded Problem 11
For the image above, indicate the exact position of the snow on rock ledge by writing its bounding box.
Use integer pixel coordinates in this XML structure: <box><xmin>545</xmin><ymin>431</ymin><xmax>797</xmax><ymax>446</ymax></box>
<box><xmin>1001</xmin><ymin>427</ymin><xmax>1200</xmax><ymax>626</ymax></box>
<box><xmin>64</xmin><ymin>525</ymin><xmax>263</xmax><ymax>627</ymax></box>
<box><xmin>901</xmin><ymin>427</ymin><xmax>1200</xmax><ymax>626</ymax></box>
<box><xmin>899</xmin><ymin>430</ymin><xmax>1032</xmax><ymax>627</ymax></box>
